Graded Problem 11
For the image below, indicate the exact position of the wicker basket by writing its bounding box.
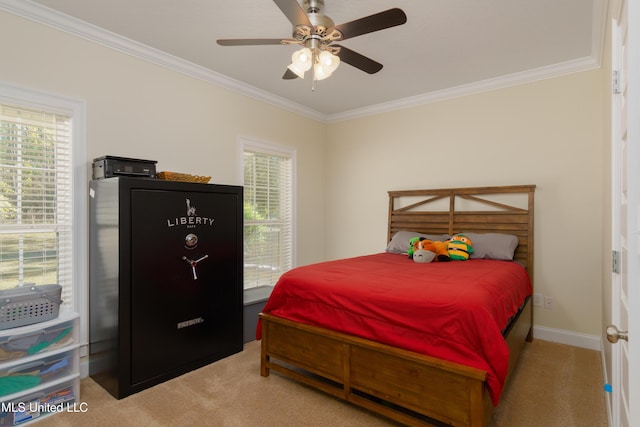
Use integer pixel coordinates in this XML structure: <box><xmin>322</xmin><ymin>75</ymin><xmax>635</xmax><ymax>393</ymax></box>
<box><xmin>0</xmin><ymin>284</ymin><xmax>63</xmax><ymax>330</ymax></box>
<box><xmin>157</xmin><ymin>171</ymin><xmax>211</xmax><ymax>184</ymax></box>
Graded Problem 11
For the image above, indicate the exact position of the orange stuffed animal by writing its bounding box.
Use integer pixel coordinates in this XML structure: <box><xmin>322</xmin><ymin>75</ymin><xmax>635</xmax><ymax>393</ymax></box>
<box><xmin>410</xmin><ymin>237</ymin><xmax>450</xmax><ymax>262</ymax></box>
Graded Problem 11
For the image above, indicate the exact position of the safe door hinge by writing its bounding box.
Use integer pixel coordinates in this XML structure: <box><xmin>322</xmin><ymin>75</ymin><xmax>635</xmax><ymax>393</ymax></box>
<box><xmin>612</xmin><ymin>250</ymin><xmax>621</xmax><ymax>273</ymax></box>
<box><xmin>613</xmin><ymin>70</ymin><xmax>621</xmax><ymax>94</ymax></box>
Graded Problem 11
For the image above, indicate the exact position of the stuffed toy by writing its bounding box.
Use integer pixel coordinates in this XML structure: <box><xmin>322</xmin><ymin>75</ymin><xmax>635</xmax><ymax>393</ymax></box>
<box><xmin>447</xmin><ymin>234</ymin><xmax>474</xmax><ymax>260</ymax></box>
<box><xmin>409</xmin><ymin>237</ymin><xmax>450</xmax><ymax>262</ymax></box>
<box><xmin>407</xmin><ymin>237</ymin><xmax>421</xmax><ymax>259</ymax></box>
<box><xmin>411</xmin><ymin>238</ymin><xmax>436</xmax><ymax>263</ymax></box>
<box><xmin>431</xmin><ymin>240</ymin><xmax>451</xmax><ymax>261</ymax></box>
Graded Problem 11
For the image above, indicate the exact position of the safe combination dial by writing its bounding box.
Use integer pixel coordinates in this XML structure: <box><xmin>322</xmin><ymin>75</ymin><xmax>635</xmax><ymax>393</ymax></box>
<box><xmin>184</xmin><ymin>233</ymin><xmax>198</xmax><ymax>248</ymax></box>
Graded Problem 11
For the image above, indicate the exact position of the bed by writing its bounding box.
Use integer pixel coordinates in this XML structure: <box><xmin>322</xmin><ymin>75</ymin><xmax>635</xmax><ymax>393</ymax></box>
<box><xmin>258</xmin><ymin>185</ymin><xmax>535</xmax><ymax>426</ymax></box>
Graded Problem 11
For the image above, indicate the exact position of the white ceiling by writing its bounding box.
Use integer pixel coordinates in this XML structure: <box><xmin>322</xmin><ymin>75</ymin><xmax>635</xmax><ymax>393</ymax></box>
<box><xmin>4</xmin><ymin>0</ymin><xmax>606</xmax><ymax>121</ymax></box>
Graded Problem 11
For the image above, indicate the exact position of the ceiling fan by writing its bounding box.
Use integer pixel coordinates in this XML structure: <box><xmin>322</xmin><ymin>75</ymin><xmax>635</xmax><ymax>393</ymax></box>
<box><xmin>217</xmin><ymin>0</ymin><xmax>407</xmax><ymax>83</ymax></box>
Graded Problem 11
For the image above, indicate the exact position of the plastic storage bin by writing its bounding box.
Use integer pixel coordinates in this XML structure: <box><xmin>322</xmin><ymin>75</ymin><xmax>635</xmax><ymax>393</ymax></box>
<box><xmin>0</xmin><ymin>319</ymin><xmax>74</xmax><ymax>363</ymax></box>
<box><xmin>0</xmin><ymin>380</ymin><xmax>77</xmax><ymax>426</ymax></box>
<box><xmin>0</xmin><ymin>312</ymin><xmax>80</xmax><ymax>426</ymax></box>
<box><xmin>0</xmin><ymin>349</ymin><xmax>74</xmax><ymax>397</ymax></box>
<box><xmin>0</xmin><ymin>285</ymin><xmax>62</xmax><ymax>330</ymax></box>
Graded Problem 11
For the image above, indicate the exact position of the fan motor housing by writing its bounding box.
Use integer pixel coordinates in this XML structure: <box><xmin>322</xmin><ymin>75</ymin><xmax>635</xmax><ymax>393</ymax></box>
<box><xmin>292</xmin><ymin>15</ymin><xmax>341</xmax><ymax>43</ymax></box>
<box><xmin>304</xmin><ymin>0</ymin><xmax>324</xmax><ymax>14</ymax></box>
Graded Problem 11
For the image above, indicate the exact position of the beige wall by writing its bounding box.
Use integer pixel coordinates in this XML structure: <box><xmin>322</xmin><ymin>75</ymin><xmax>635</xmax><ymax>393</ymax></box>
<box><xmin>1</xmin><ymin>9</ymin><xmax>608</xmax><ymax>338</ymax></box>
<box><xmin>326</xmin><ymin>70</ymin><xmax>606</xmax><ymax>336</ymax></box>
<box><xmin>0</xmin><ymin>11</ymin><xmax>326</xmax><ymax>268</ymax></box>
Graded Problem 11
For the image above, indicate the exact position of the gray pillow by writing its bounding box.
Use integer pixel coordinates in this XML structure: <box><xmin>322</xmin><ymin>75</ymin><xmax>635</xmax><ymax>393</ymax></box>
<box><xmin>461</xmin><ymin>232</ymin><xmax>519</xmax><ymax>260</ymax></box>
<box><xmin>386</xmin><ymin>230</ymin><xmax>451</xmax><ymax>254</ymax></box>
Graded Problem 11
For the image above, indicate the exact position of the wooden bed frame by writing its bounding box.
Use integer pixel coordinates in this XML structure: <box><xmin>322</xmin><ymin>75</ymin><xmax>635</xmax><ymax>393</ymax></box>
<box><xmin>259</xmin><ymin>185</ymin><xmax>535</xmax><ymax>426</ymax></box>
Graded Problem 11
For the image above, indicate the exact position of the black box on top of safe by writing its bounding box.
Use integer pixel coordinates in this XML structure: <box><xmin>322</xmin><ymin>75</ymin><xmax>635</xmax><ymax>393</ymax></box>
<box><xmin>92</xmin><ymin>155</ymin><xmax>157</xmax><ymax>179</ymax></box>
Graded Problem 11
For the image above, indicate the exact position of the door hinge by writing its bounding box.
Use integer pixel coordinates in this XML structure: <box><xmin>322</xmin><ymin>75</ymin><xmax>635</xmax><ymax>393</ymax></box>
<box><xmin>612</xmin><ymin>250</ymin><xmax>621</xmax><ymax>273</ymax></box>
<box><xmin>613</xmin><ymin>70</ymin><xmax>621</xmax><ymax>94</ymax></box>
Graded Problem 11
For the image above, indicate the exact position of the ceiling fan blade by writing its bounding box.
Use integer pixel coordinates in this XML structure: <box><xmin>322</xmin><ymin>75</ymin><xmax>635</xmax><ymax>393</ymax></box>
<box><xmin>273</xmin><ymin>0</ymin><xmax>312</xmax><ymax>27</ymax></box>
<box><xmin>217</xmin><ymin>38</ymin><xmax>295</xmax><ymax>46</ymax></box>
<box><xmin>282</xmin><ymin>68</ymin><xmax>299</xmax><ymax>80</ymax></box>
<box><xmin>332</xmin><ymin>8</ymin><xmax>407</xmax><ymax>41</ymax></box>
<box><xmin>334</xmin><ymin>45</ymin><xmax>383</xmax><ymax>74</ymax></box>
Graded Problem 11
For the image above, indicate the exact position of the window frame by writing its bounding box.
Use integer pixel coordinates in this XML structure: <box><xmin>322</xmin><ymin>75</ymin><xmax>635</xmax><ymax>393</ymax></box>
<box><xmin>0</xmin><ymin>81</ymin><xmax>87</xmax><ymax>345</ymax></box>
<box><xmin>238</xmin><ymin>136</ymin><xmax>296</xmax><ymax>289</ymax></box>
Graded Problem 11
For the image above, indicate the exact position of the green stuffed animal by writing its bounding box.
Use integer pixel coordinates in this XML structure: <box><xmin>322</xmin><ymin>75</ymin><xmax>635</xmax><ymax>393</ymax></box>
<box><xmin>408</xmin><ymin>237</ymin><xmax>421</xmax><ymax>258</ymax></box>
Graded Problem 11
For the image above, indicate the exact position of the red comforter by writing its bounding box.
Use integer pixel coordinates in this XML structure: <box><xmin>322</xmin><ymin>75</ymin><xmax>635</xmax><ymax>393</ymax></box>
<box><xmin>258</xmin><ymin>253</ymin><xmax>532</xmax><ymax>405</ymax></box>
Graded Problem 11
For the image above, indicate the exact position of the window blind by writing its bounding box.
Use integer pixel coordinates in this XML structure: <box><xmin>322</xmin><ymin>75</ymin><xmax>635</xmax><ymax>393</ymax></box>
<box><xmin>0</xmin><ymin>103</ymin><xmax>74</xmax><ymax>311</ymax></box>
<box><xmin>243</xmin><ymin>148</ymin><xmax>293</xmax><ymax>289</ymax></box>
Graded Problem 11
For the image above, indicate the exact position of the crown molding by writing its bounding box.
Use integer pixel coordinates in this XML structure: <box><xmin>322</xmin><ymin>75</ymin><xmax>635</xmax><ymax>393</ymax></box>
<box><xmin>0</xmin><ymin>0</ymin><xmax>326</xmax><ymax>122</ymax></box>
<box><xmin>328</xmin><ymin>0</ymin><xmax>608</xmax><ymax>123</ymax></box>
<box><xmin>327</xmin><ymin>55</ymin><xmax>600</xmax><ymax>123</ymax></box>
<box><xmin>1</xmin><ymin>0</ymin><xmax>607</xmax><ymax>125</ymax></box>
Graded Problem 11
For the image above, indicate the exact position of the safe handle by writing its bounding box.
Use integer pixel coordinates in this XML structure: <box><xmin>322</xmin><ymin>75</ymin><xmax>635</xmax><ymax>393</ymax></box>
<box><xmin>182</xmin><ymin>255</ymin><xmax>209</xmax><ymax>280</ymax></box>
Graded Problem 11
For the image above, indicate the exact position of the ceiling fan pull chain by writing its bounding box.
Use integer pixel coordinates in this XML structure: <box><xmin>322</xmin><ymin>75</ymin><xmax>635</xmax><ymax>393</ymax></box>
<box><xmin>311</xmin><ymin>49</ymin><xmax>317</xmax><ymax>91</ymax></box>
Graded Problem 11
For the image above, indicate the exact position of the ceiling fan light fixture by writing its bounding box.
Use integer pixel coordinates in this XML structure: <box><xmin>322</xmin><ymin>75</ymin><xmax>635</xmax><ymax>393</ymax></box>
<box><xmin>313</xmin><ymin>62</ymin><xmax>331</xmax><ymax>80</ymax></box>
<box><xmin>287</xmin><ymin>62</ymin><xmax>306</xmax><ymax>79</ymax></box>
<box><xmin>318</xmin><ymin>50</ymin><xmax>340</xmax><ymax>73</ymax></box>
<box><xmin>291</xmin><ymin>47</ymin><xmax>312</xmax><ymax>71</ymax></box>
<box><xmin>312</xmin><ymin>50</ymin><xmax>339</xmax><ymax>81</ymax></box>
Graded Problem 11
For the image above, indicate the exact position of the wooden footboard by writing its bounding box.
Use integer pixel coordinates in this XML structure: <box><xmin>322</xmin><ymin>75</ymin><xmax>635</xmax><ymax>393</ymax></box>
<box><xmin>260</xmin><ymin>298</ymin><xmax>532</xmax><ymax>427</ymax></box>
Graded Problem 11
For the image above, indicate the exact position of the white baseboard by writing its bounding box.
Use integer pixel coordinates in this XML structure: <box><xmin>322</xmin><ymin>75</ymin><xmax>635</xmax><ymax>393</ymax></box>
<box><xmin>533</xmin><ymin>325</ymin><xmax>602</xmax><ymax>351</ymax></box>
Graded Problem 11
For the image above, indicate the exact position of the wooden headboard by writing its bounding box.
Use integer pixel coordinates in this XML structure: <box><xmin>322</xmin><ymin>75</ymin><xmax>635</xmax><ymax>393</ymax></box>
<box><xmin>388</xmin><ymin>185</ymin><xmax>536</xmax><ymax>280</ymax></box>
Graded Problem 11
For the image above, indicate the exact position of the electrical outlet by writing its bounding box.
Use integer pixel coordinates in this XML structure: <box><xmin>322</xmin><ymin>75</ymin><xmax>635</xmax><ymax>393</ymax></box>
<box><xmin>533</xmin><ymin>294</ymin><xmax>543</xmax><ymax>307</ymax></box>
<box><xmin>544</xmin><ymin>296</ymin><xmax>553</xmax><ymax>310</ymax></box>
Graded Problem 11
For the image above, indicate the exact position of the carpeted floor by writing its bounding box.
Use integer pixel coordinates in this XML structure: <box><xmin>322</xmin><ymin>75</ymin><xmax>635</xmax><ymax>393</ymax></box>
<box><xmin>33</xmin><ymin>339</ymin><xmax>607</xmax><ymax>427</ymax></box>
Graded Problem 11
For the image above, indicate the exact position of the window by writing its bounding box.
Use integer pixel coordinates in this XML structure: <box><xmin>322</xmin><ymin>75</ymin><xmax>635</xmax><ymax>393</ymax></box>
<box><xmin>0</xmin><ymin>83</ymin><xmax>86</xmax><ymax>322</ymax></box>
<box><xmin>241</xmin><ymin>138</ymin><xmax>295</xmax><ymax>289</ymax></box>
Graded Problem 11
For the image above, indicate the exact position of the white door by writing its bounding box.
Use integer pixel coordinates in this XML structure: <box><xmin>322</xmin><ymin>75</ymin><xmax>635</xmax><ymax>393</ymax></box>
<box><xmin>609</xmin><ymin>0</ymin><xmax>639</xmax><ymax>425</ymax></box>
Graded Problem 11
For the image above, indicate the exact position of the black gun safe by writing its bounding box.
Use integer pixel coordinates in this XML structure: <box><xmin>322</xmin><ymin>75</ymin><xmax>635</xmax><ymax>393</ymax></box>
<box><xmin>89</xmin><ymin>177</ymin><xmax>243</xmax><ymax>398</ymax></box>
